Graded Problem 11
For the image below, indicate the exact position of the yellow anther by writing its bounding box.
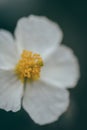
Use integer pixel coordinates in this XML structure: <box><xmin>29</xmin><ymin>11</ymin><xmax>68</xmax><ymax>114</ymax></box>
<box><xmin>15</xmin><ymin>50</ymin><xmax>44</xmax><ymax>82</ymax></box>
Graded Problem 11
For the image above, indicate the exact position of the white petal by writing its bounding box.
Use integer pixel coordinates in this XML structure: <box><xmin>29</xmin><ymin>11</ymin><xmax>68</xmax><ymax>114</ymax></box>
<box><xmin>0</xmin><ymin>30</ymin><xmax>18</xmax><ymax>70</ymax></box>
<box><xmin>0</xmin><ymin>69</ymin><xmax>23</xmax><ymax>112</ymax></box>
<box><xmin>23</xmin><ymin>81</ymin><xmax>69</xmax><ymax>125</ymax></box>
<box><xmin>41</xmin><ymin>45</ymin><xmax>80</xmax><ymax>88</ymax></box>
<box><xmin>15</xmin><ymin>15</ymin><xmax>63</xmax><ymax>58</ymax></box>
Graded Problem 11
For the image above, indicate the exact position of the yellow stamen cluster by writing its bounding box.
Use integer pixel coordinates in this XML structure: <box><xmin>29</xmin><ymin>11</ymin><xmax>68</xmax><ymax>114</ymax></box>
<box><xmin>15</xmin><ymin>50</ymin><xmax>44</xmax><ymax>82</ymax></box>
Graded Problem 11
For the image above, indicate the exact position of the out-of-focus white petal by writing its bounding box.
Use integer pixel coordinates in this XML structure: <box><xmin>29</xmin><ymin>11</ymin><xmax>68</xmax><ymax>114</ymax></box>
<box><xmin>0</xmin><ymin>30</ymin><xmax>18</xmax><ymax>70</ymax></box>
<box><xmin>41</xmin><ymin>45</ymin><xmax>80</xmax><ymax>88</ymax></box>
<box><xmin>23</xmin><ymin>81</ymin><xmax>69</xmax><ymax>125</ymax></box>
<box><xmin>15</xmin><ymin>15</ymin><xmax>63</xmax><ymax>58</ymax></box>
<box><xmin>0</xmin><ymin>70</ymin><xmax>23</xmax><ymax>112</ymax></box>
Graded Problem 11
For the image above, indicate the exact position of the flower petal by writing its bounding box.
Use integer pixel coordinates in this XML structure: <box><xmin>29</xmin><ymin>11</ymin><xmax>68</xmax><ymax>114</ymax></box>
<box><xmin>23</xmin><ymin>81</ymin><xmax>69</xmax><ymax>125</ymax></box>
<box><xmin>41</xmin><ymin>45</ymin><xmax>80</xmax><ymax>88</ymax></box>
<box><xmin>0</xmin><ymin>30</ymin><xmax>18</xmax><ymax>70</ymax></box>
<box><xmin>15</xmin><ymin>15</ymin><xmax>63</xmax><ymax>58</ymax></box>
<box><xmin>0</xmin><ymin>70</ymin><xmax>23</xmax><ymax>112</ymax></box>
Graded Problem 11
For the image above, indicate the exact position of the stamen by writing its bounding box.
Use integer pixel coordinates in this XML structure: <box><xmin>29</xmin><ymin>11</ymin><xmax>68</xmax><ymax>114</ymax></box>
<box><xmin>15</xmin><ymin>50</ymin><xmax>44</xmax><ymax>82</ymax></box>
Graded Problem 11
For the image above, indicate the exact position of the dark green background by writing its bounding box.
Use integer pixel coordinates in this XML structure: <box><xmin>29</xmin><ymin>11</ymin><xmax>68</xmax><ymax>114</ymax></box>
<box><xmin>0</xmin><ymin>0</ymin><xmax>86</xmax><ymax>130</ymax></box>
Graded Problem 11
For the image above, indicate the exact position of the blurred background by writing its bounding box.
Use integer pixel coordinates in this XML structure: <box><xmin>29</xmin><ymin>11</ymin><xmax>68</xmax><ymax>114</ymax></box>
<box><xmin>0</xmin><ymin>0</ymin><xmax>86</xmax><ymax>130</ymax></box>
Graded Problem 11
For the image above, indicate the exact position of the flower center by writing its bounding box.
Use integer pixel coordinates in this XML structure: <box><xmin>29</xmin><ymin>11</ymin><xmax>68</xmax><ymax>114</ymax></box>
<box><xmin>15</xmin><ymin>50</ymin><xmax>44</xmax><ymax>82</ymax></box>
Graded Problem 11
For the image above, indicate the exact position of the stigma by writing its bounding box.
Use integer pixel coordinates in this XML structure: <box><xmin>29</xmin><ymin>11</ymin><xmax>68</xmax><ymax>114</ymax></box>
<box><xmin>15</xmin><ymin>50</ymin><xmax>44</xmax><ymax>82</ymax></box>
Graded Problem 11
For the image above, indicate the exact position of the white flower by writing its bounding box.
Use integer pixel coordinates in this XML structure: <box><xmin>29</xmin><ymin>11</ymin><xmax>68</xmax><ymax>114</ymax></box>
<box><xmin>0</xmin><ymin>15</ymin><xmax>80</xmax><ymax>125</ymax></box>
